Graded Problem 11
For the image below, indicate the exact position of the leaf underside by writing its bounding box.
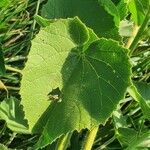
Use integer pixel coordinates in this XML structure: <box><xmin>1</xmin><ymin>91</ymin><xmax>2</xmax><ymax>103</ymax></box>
<box><xmin>20</xmin><ymin>18</ymin><xmax>131</xmax><ymax>148</ymax></box>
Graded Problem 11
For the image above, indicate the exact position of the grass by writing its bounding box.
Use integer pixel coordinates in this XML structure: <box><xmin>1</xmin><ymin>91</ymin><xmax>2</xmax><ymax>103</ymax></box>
<box><xmin>0</xmin><ymin>0</ymin><xmax>42</xmax><ymax>149</ymax></box>
<box><xmin>0</xmin><ymin>0</ymin><xmax>42</xmax><ymax>98</ymax></box>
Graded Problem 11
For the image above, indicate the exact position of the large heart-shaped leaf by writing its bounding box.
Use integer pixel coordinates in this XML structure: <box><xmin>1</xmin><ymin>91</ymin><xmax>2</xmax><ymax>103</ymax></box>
<box><xmin>41</xmin><ymin>0</ymin><xmax>121</xmax><ymax>41</ymax></box>
<box><xmin>20</xmin><ymin>18</ymin><xmax>131</xmax><ymax>148</ymax></box>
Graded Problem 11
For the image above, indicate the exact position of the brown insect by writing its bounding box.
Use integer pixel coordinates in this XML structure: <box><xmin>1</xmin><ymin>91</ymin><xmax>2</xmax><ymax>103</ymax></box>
<box><xmin>47</xmin><ymin>87</ymin><xmax>62</xmax><ymax>102</ymax></box>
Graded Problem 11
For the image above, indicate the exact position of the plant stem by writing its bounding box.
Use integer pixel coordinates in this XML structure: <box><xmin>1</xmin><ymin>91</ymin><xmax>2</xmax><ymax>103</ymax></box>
<box><xmin>0</xmin><ymin>80</ymin><xmax>8</xmax><ymax>98</ymax></box>
<box><xmin>97</xmin><ymin>135</ymin><xmax>116</xmax><ymax>150</ymax></box>
<box><xmin>5</xmin><ymin>65</ymin><xmax>22</xmax><ymax>74</ymax></box>
<box><xmin>82</xmin><ymin>126</ymin><xmax>99</xmax><ymax>150</ymax></box>
<box><xmin>6</xmin><ymin>86</ymin><xmax>20</xmax><ymax>91</ymax></box>
<box><xmin>31</xmin><ymin>0</ymin><xmax>41</xmax><ymax>39</ymax></box>
<box><xmin>6</xmin><ymin>132</ymin><xmax>17</xmax><ymax>146</ymax></box>
<box><xmin>129</xmin><ymin>7</ymin><xmax>150</xmax><ymax>55</ymax></box>
<box><xmin>0</xmin><ymin>122</ymin><xmax>7</xmax><ymax>138</ymax></box>
<box><xmin>5</xmin><ymin>56</ymin><xmax>26</xmax><ymax>63</ymax></box>
<box><xmin>125</xmin><ymin>25</ymin><xmax>139</xmax><ymax>49</ymax></box>
<box><xmin>55</xmin><ymin>132</ymin><xmax>72</xmax><ymax>150</ymax></box>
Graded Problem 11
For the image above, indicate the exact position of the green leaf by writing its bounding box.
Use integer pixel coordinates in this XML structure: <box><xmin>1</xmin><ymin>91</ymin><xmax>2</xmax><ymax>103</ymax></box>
<box><xmin>128</xmin><ymin>84</ymin><xmax>150</xmax><ymax>119</ymax></box>
<box><xmin>0</xmin><ymin>97</ymin><xmax>29</xmax><ymax>133</ymax></box>
<box><xmin>134</xmin><ymin>82</ymin><xmax>150</xmax><ymax>118</ymax></box>
<box><xmin>98</xmin><ymin>0</ymin><xmax>120</xmax><ymax>26</ymax></box>
<box><xmin>134</xmin><ymin>82</ymin><xmax>150</xmax><ymax>101</ymax></box>
<box><xmin>0</xmin><ymin>0</ymin><xmax>10</xmax><ymax>8</ymax></box>
<box><xmin>41</xmin><ymin>0</ymin><xmax>121</xmax><ymax>41</ymax></box>
<box><xmin>116</xmin><ymin>0</ymin><xmax>128</xmax><ymax>20</ymax></box>
<box><xmin>83</xmin><ymin>28</ymin><xmax>99</xmax><ymax>51</ymax></box>
<box><xmin>34</xmin><ymin>15</ymin><xmax>51</xmax><ymax>27</ymax></box>
<box><xmin>0</xmin><ymin>144</ymin><xmax>8</xmax><ymax>150</ymax></box>
<box><xmin>0</xmin><ymin>47</ymin><xmax>6</xmax><ymax>76</ymax></box>
<box><xmin>117</xmin><ymin>127</ymin><xmax>137</xmax><ymax>147</ymax></box>
<box><xmin>20</xmin><ymin>18</ymin><xmax>131</xmax><ymax>149</ymax></box>
<box><xmin>128</xmin><ymin>0</ymin><xmax>150</xmax><ymax>25</ymax></box>
<box><xmin>117</xmin><ymin>127</ymin><xmax>150</xmax><ymax>149</ymax></box>
<box><xmin>113</xmin><ymin>110</ymin><xmax>127</xmax><ymax>129</ymax></box>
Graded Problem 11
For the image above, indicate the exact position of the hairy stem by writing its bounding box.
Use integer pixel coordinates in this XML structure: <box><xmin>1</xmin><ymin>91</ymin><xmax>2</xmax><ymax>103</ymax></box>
<box><xmin>97</xmin><ymin>136</ymin><xmax>116</xmax><ymax>150</ymax></box>
<box><xmin>6</xmin><ymin>86</ymin><xmax>20</xmax><ymax>91</ymax></box>
<box><xmin>0</xmin><ymin>80</ymin><xmax>8</xmax><ymax>97</ymax></box>
<box><xmin>55</xmin><ymin>132</ymin><xmax>72</xmax><ymax>150</ymax></box>
<box><xmin>6</xmin><ymin>132</ymin><xmax>17</xmax><ymax>146</ymax></box>
<box><xmin>125</xmin><ymin>25</ymin><xmax>139</xmax><ymax>49</ymax></box>
<box><xmin>5</xmin><ymin>65</ymin><xmax>22</xmax><ymax>74</ymax></box>
<box><xmin>5</xmin><ymin>56</ymin><xmax>26</xmax><ymax>63</ymax></box>
<box><xmin>129</xmin><ymin>7</ymin><xmax>150</xmax><ymax>55</ymax></box>
<box><xmin>82</xmin><ymin>126</ymin><xmax>99</xmax><ymax>150</ymax></box>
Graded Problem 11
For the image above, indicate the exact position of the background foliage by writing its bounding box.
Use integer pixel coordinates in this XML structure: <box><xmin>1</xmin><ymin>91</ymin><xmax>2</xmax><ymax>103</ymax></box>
<box><xmin>0</xmin><ymin>0</ymin><xmax>150</xmax><ymax>149</ymax></box>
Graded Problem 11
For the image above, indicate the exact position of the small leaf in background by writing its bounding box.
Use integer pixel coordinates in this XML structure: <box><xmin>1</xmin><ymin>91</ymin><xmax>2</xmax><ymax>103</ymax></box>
<box><xmin>0</xmin><ymin>47</ymin><xmax>6</xmax><ymax>76</ymax></box>
<box><xmin>0</xmin><ymin>97</ymin><xmax>29</xmax><ymax>133</ymax></box>
<box><xmin>0</xmin><ymin>80</ymin><xmax>8</xmax><ymax>92</ymax></box>
<box><xmin>116</xmin><ymin>0</ymin><xmax>128</xmax><ymax>20</ymax></box>
<box><xmin>134</xmin><ymin>81</ymin><xmax>150</xmax><ymax>117</ymax></box>
<box><xmin>34</xmin><ymin>15</ymin><xmax>51</xmax><ymax>27</ymax></box>
<box><xmin>98</xmin><ymin>0</ymin><xmax>120</xmax><ymax>26</ymax></box>
<box><xmin>128</xmin><ymin>83</ymin><xmax>150</xmax><ymax>120</ymax></box>
<box><xmin>0</xmin><ymin>144</ymin><xmax>8</xmax><ymax>150</ymax></box>
<box><xmin>134</xmin><ymin>82</ymin><xmax>150</xmax><ymax>102</ymax></box>
<box><xmin>113</xmin><ymin>110</ymin><xmax>127</xmax><ymax>129</ymax></box>
<box><xmin>117</xmin><ymin>127</ymin><xmax>150</xmax><ymax>149</ymax></box>
<box><xmin>20</xmin><ymin>17</ymin><xmax>131</xmax><ymax>149</ymax></box>
<box><xmin>128</xmin><ymin>0</ymin><xmax>150</xmax><ymax>25</ymax></box>
<box><xmin>117</xmin><ymin>127</ymin><xmax>137</xmax><ymax>147</ymax></box>
<box><xmin>41</xmin><ymin>0</ymin><xmax>121</xmax><ymax>41</ymax></box>
<box><xmin>0</xmin><ymin>0</ymin><xmax>10</xmax><ymax>8</ymax></box>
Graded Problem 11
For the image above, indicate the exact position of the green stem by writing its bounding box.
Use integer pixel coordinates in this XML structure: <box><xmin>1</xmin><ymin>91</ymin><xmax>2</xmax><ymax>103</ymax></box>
<box><xmin>0</xmin><ymin>122</ymin><xmax>7</xmax><ymax>138</ymax></box>
<box><xmin>55</xmin><ymin>132</ymin><xmax>72</xmax><ymax>150</ymax></box>
<box><xmin>6</xmin><ymin>132</ymin><xmax>17</xmax><ymax>146</ymax></box>
<box><xmin>82</xmin><ymin>126</ymin><xmax>99</xmax><ymax>150</ymax></box>
<box><xmin>125</xmin><ymin>25</ymin><xmax>139</xmax><ymax>49</ymax></box>
<box><xmin>5</xmin><ymin>56</ymin><xmax>26</xmax><ymax>63</ymax></box>
<box><xmin>5</xmin><ymin>65</ymin><xmax>22</xmax><ymax>74</ymax></box>
<box><xmin>129</xmin><ymin>7</ymin><xmax>150</xmax><ymax>55</ymax></box>
<box><xmin>0</xmin><ymin>80</ymin><xmax>8</xmax><ymax>98</ymax></box>
<box><xmin>6</xmin><ymin>86</ymin><xmax>20</xmax><ymax>91</ymax></box>
<box><xmin>97</xmin><ymin>136</ymin><xmax>116</xmax><ymax>150</ymax></box>
<box><xmin>31</xmin><ymin>0</ymin><xmax>41</xmax><ymax>39</ymax></box>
